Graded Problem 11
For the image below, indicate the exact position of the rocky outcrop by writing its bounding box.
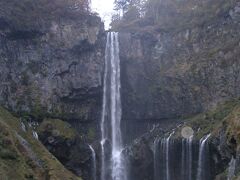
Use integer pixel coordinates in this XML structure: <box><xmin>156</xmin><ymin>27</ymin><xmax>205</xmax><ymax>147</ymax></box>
<box><xmin>0</xmin><ymin>0</ymin><xmax>105</xmax><ymax>122</ymax></box>
<box><xmin>125</xmin><ymin>99</ymin><xmax>240</xmax><ymax>180</ymax></box>
<box><xmin>37</xmin><ymin>118</ymin><xmax>94</xmax><ymax>179</ymax></box>
<box><xmin>118</xmin><ymin>1</ymin><xmax>240</xmax><ymax>125</ymax></box>
<box><xmin>0</xmin><ymin>106</ymin><xmax>81</xmax><ymax>180</ymax></box>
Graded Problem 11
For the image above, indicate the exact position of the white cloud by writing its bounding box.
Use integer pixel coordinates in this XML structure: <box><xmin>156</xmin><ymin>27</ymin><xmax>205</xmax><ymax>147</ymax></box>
<box><xmin>91</xmin><ymin>0</ymin><xmax>115</xmax><ymax>29</ymax></box>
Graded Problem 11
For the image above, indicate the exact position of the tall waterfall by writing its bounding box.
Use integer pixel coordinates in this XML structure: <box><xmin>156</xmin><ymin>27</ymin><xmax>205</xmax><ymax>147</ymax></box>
<box><xmin>101</xmin><ymin>32</ymin><xmax>126</xmax><ymax>180</ymax></box>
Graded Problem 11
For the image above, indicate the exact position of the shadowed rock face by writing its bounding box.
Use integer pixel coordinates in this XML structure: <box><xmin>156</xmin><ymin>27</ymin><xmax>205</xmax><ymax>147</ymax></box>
<box><xmin>37</xmin><ymin>118</ymin><xmax>94</xmax><ymax>179</ymax></box>
<box><xmin>0</xmin><ymin>0</ymin><xmax>106</xmax><ymax>122</ymax></box>
<box><xmin>119</xmin><ymin>1</ymin><xmax>240</xmax><ymax>124</ymax></box>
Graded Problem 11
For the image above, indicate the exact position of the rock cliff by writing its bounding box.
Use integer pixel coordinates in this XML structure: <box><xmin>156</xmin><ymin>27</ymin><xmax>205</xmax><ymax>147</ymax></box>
<box><xmin>118</xmin><ymin>1</ymin><xmax>240</xmax><ymax>125</ymax></box>
<box><xmin>0</xmin><ymin>0</ymin><xmax>105</xmax><ymax>122</ymax></box>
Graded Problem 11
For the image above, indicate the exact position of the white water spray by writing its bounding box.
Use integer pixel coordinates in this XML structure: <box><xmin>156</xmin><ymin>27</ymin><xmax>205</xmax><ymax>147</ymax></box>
<box><xmin>166</xmin><ymin>131</ymin><xmax>174</xmax><ymax>180</ymax></box>
<box><xmin>188</xmin><ymin>136</ymin><xmax>193</xmax><ymax>180</ymax></box>
<box><xmin>89</xmin><ymin>145</ymin><xmax>97</xmax><ymax>180</ymax></box>
<box><xmin>101</xmin><ymin>32</ymin><xmax>126</xmax><ymax>180</ymax></box>
<box><xmin>154</xmin><ymin>137</ymin><xmax>161</xmax><ymax>180</ymax></box>
<box><xmin>197</xmin><ymin>134</ymin><xmax>211</xmax><ymax>180</ymax></box>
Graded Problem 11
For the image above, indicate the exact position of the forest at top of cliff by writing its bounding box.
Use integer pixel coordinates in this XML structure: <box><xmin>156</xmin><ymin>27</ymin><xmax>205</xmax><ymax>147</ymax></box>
<box><xmin>112</xmin><ymin>0</ymin><xmax>236</xmax><ymax>32</ymax></box>
<box><xmin>0</xmin><ymin>0</ymin><xmax>94</xmax><ymax>31</ymax></box>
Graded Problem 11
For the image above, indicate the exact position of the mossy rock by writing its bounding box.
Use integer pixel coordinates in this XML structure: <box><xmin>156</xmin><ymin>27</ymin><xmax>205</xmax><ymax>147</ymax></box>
<box><xmin>184</xmin><ymin>99</ymin><xmax>240</xmax><ymax>139</ymax></box>
<box><xmin>38</xmin><ymin>118</ymin><xmax>77</xmax><ymax>140</ymax></box>
<box><xmin>0</xmin><ymin>107</ymin><xmax>82</xmax><ymax>180</ymax></box>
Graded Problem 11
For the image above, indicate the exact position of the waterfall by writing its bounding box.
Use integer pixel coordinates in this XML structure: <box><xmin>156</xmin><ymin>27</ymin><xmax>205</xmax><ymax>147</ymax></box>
<box><xmin>227</xmin><ymin>157</ymin><xmax>236</xmax><ymax>180</ymax></box>
<box><xmin>181</xmin><ymin>138</ymin><xmax>186</xmax><ymax>179</ymax></box>
<box><xmin>32</xmin><ymin>131</ymin><xmax>38</xmax><ymax>140</ymax></box>
<box><xmin>181</xmin><ymin>136</ymin><xmax>193</xmax><ymax>180</ymax></box>
<box><xmin>166</xmin><ymin>132</ymin><xmax>174</xmax><ymax>180</ymax></box>
<box><xmin>154</xmin><ymin>137</ymin><xmax>161</xmax><ymax>180</ymax></box>
<box><xmin>101</xmin><ymin>32</ymin><xmax>126</xmax><ymax>180</ymax></box>
<box><xmin>187</xmin><ymin>136</ymin><xmax>193</xmax><ymax>180</ymax></box>
<box><xmin>197</xmin><ymin>134</ymin><xmax>211</xmax><ymax>180</ymax></box>
<box><xmin>89</xmin><ymin>145</ymin><xmax>97</xmax><ymax>180</ymax></box>
<box><xmin>153</xmin><ymin>132</ymin><xmax>214</xmax><ymax>180</ymax></box>
<box><xmin>100</xmin><ymin>31</ymin><xmax>109</xmax><ymax>180</ymax></box>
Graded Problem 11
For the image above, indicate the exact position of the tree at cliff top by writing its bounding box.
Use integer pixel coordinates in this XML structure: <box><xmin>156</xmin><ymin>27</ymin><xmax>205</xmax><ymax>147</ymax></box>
<box><xmin>111</xmin><ymin>0</ymin><xmax>236</xmax><ymax>31</ymax></box>
<box><xmin>0</xmin><ymin>0</ymin><xmax>91</xmax><ymax>21</ymax></box>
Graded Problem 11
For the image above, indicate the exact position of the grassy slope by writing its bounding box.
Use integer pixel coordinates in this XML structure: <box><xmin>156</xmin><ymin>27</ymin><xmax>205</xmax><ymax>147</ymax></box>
<box><xmin>0</xmin><ymin>107</ymin><xmax>81</xmax><ymax>180</ymax></box>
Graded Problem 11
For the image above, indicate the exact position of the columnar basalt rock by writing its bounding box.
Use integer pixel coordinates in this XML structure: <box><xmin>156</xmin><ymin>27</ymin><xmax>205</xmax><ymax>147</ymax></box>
<box><xmin>0</xmin><ymin>0</ymin><xmax>106</xmax><ymax>122</ymax></box>
<box><xmin>118</xmin><ymin>1</ymin><xmax>240</xmax><ymax>127</ymax></box>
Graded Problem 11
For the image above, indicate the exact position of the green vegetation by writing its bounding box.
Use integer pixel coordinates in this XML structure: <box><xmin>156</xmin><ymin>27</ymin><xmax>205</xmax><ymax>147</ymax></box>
<box><xmin>184</xmin><ymin>99</ymin><xmax>240</xmax><ymax>139</ymax></box>
<box><xmin>112</xmin><ymin>0</ymin><xmax>236</xmax><ymax>32</ymax></box>
<box><xmin>0</xmin><ymin>0</ymin><xmax>91</xmax><ymax>35</ymax></box>
<box><xmin>38</xmin><ymin>119</ymin><xmax>77</xmax><ymax>140</ymax></box>
<box><xmin>0</xmin><ymin>107</ymin><xmax>81</xmax><ymax>180</ymax></box>
<box><xmin>87</xmin><ymin>127</ymin><xmax>96</xmax><ymax>141</ymax></box>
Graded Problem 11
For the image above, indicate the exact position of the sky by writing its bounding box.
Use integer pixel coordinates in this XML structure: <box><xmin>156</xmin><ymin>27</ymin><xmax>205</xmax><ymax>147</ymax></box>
<box><xmin>91</xmin><ymin>0</ymin><xmax>115</xmax><ymax>29</ymax></box>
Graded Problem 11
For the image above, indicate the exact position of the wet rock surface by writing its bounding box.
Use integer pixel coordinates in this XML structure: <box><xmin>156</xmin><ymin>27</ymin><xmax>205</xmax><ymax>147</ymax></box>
<box><xmin>37</xmin><ymin>118</ymin><xmax>93</xmax><ymax>179</ymax></box>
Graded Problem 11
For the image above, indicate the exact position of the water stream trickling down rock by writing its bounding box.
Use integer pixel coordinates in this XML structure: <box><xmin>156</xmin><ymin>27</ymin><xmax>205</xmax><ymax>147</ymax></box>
<box><xmin>153</xmin><ymin>133</ymin><xmax>213</xmax><ymax>180</ymax></box>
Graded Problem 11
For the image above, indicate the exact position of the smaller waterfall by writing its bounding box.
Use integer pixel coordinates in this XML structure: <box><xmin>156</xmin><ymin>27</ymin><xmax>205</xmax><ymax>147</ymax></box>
<box><xmin>154</xmin><ymin>137</ymin><xmax>161</xmax><ymax>180</ymax></box>
<box><xmin>19</xmin><ymin>118</ymin><xmax>26</xmax><ymax>132</ymax></box>
<box><xmin>89</xmin><ymin>145</ymin><xmax>97</xmax><ymax>180</ymax></box>
<box><xmin>197</xmin><ymin>134</ymin><xmax>211</xmax><ymax>180</ymax></box>
<box><xmin>181</xmin><ymin>136</ymin><xmax>193</xmax><ymax>180</ymax></box>
<box><xmin>153</xmin><ymin>132</ymin><xmax>175</xmax><ymax>180</ymax></box>
<box><xmin>181</xmin><ymin>139</ymin><xmax>186</xmax><ymax>178</ymax></box>
<box><xmin>166</xmin><ymin>131</ymin><xmax>175</xmax><ymax>180</ymax></box>
<box><xmin>227</xmin><ymin>157</ymin><xmax>236</xmax><ymax>180</ymax></box>
<box><xmin>32</xmin><ymin>131</ymin><xmax>39</xmax><ymax>140</ymax></box>
<box><xmin>187</xmin><ymin>136</ymin><xmax>193</xmax><ymax>180</ymax></box>
<box><xmin>153</xmin><ymin>132</ymin><xmax>214</xmax><ymax>180</ymax></box>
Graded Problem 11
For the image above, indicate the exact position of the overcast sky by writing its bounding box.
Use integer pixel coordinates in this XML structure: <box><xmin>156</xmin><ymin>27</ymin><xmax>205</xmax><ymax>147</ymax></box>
<box><xmin>91</xmin><ymin>0</ymin><xmax>115</xmax><ymax>29</ymax></box>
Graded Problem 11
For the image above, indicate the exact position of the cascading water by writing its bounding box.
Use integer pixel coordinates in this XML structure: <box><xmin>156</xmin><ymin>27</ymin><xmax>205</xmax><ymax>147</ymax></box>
<box><xmin>166</xmin><ymin>132</ymin><xmax>174</xmax><ymax>180</ymax></box>
<box><xmin>154</xmin><ymin>137</ymin><xmax>161</xmax><ymax>180</ymax></box>
<box><xmin>182</xmin><ymin>135</ymin><xmax>194</xmax><ymax>180</ymax></box>
<box><xmin>101</xmin><ymin>32</ymin><xmax>126</xmax><ymax>180</ymax></box>
<box><xmin>154</xmin><ymin>132</ymin><xmax>175</xmax><ymax>180</ymax></box>
<box><xmin>153</xmin><ymin>132</ymin><xmax>214</xmax><ymax>180</ymax></box>
<box><xmin>227</xmin><ymin>156</ymin><xmax>236</xmax><ymax>180</ymax></box>
<box><xmin>89</xmin><ymin>145</ymin><xmax>97</xmax><ymax>180</ymax></box>
<box><xmin>32</xmin><ymin>131</ymin><xmax>39</xmax><ymax>140</ymax></box>
<box><xmin>197</xmin><ymin>134</ymin><xmax>211</xmax><ymax>180</ymax></box>
<box><xmin>187</xmin><ymin>136</ymin><xmax>193</xmax><ymax>180</ymax></box>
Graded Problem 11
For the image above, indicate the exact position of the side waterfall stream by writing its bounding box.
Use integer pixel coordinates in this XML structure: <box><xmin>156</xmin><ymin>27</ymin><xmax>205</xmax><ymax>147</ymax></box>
<box><xmin>153</xmin><ymin>132</ymin><xmax>212</xmax><ymax>180</ymax></box>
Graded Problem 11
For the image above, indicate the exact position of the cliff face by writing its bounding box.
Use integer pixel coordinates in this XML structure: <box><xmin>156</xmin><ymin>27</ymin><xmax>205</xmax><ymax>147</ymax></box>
<box><xmin>125</xmin><ymin>99</ymin><xmax>240</xmax><ymax>180</ymax></box>
<box><xmin>119</xmin><ymin>1</ymin><xmax>240</xmax><ymax>124</ymax></box>
<box><xmin>0</xmin><ymin>0</ymin><xmax>105</xmax><ymax>122</ymax></box>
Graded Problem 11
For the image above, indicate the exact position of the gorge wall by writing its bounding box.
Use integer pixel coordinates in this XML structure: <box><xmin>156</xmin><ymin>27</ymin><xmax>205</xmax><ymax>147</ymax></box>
<box><xmin>0</xmin><ymin>0</ymin><xmax>105</xmax><ymax>123</ymax></box>
<box><xmin>0</xmin><ymin>0</ymin><xmax>240</xmax><ymax>133</ymax></box>
<box><xmin>0</xmin><ymin>0</ymin><xmax>240</xmax><ymax>179</ymax></box>
<box><xmin>118</xmin><ymin>0</ymin><xmax>240</xmax><ymax>125</ymax></box>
